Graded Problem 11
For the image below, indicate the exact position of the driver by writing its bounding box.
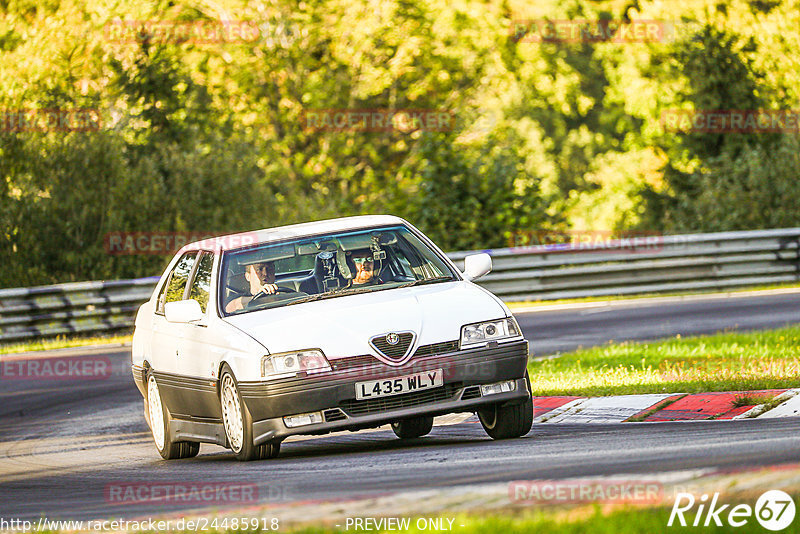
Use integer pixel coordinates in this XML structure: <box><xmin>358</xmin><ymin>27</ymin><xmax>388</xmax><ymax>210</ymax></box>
<box><xmin>225</xmin><ymin>261</ymin><xmax>279</xmax><ymax>312</ymax></box>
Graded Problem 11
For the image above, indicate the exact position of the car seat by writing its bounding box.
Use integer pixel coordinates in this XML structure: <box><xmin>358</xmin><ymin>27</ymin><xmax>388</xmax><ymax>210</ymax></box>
<box><xmin>313</xmin><ymin>251</ymin><xmax>348</xmax><ymax>292</ymax></box>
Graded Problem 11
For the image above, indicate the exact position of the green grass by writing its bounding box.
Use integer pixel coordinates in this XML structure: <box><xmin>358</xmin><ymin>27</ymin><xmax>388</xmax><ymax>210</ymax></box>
<box><xmin>730</xmin><ymin>392</ymin><xmax>776</xmax><ymax>407</ymax></box>
<box><xmin>0</xmin><ymin>333</ymin><xmax>132</xmax><ymax>355</ymax></box>
<box><xmin>527</xmin><ymin>326</ymin><xmax>800</xmax><ymax>397</ymax></box>
<box><xmin>506</xmin><ymin>281</ymin><xmax>800</xmax><ymax>310</ymax></box>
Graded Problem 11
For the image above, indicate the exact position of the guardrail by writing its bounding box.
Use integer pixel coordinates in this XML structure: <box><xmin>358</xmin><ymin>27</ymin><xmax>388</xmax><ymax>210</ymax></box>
<box><xmin>2</xmin><ymin>228</ymin><xmax>799</xmax><ymax>342</ymax></box>
<box><xmin>0</xmin><ymin>278</ymin><xmax>158</xmax><ymax>343</ymax></box>
<box><xmin>449</xmin><ymin>228</ymin><xmax>800</xmax><ymax>301</ymax></box>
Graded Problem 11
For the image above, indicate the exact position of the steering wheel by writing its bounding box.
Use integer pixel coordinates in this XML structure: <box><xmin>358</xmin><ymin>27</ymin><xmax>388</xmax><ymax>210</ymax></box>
<box><xmin>246</xmin><ymin>286</ymin><xmax>301</xmax><ymax>307</ymax></box>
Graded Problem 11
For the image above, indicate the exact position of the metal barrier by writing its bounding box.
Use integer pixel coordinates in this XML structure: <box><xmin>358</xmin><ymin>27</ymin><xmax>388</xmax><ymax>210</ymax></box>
<box><xmin>2</xmin><ymin>228</ymin><xmax>799</xmax><ymax>342</ymax></box>
<box><xmin>0</xmin><ymin>278</ymin><xmax>158</xmax><ymax>342</ymax></box>
<box><xmin>449</xmin><ymin>228</ymin><xmax>800</xmax><ymax>301</ymax></box>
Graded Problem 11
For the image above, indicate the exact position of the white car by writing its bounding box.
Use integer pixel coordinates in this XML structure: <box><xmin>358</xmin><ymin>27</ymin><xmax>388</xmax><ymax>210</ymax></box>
<box><xmin>132</xmin><ymin>215</ymin><xmax>532</xmax><ymax>461</ymax></box>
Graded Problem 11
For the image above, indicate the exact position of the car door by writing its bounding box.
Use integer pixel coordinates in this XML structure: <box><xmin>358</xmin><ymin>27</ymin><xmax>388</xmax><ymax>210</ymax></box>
<box><xmin>150</xmin><ymin>251</ymin><xmax>198</xmax><ymax>376</ymax></box>
<box><xmin>169</xmin><ymin>250</ymin><xmax>224</xmax><ymax>419</ymax></box>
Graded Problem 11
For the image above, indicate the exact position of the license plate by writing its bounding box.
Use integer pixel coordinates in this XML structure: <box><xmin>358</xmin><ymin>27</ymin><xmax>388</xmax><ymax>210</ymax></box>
<box><xmin>355</xmin><ymin>369</ymin><xmax>444</xmax><ymax>400</ymax></box>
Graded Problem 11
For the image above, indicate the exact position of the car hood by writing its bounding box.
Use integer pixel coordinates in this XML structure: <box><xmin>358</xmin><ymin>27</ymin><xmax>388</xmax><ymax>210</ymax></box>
<box><xmin>222</xmin><ymin>281</ymin><xmax>506</xmax><ymax>360</ymax></box>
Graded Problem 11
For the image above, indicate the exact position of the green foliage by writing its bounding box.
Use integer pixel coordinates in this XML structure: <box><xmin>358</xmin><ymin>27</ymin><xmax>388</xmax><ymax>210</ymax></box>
<box><xmin>1</xmin><ymin>0</ymin><xmax>799</xmax><ymax>286</ymax></box>
<box><xmin>400</xmin><ymin>130</ymin><xmax>546</xmax><ymax>251</ymax></box>
<box><xmin>637</xmin><ymin>15</ymin><xmax>800</xmax><ymax>232</ymax></box>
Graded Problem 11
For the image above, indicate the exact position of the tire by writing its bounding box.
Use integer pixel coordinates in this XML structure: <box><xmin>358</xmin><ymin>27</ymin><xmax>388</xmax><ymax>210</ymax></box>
<box><xmin>391</xmin><ymin>416</ymin><xmax>434</xmax><ymax>439</ymax></box>
<box><xmin>219</xmin><ymin>365</ymin><xmax>280</xmax><ymax>461</ymax></box>
<box><xmin>146</xmin><ymin>371</ymin><xmax>200</xmax><ymax>459</ymax></box>
<box><xmin>477</xmin><ymin>374</ymin><xmax>533</xmax><ymax>440</ymax></box>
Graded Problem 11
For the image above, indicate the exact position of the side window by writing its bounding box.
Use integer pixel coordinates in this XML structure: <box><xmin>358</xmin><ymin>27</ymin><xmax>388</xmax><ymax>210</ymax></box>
<box><xmin>188</xmin><ymin>252</ymin><xmax>214</xmax><ymax>313</ymax></box>
<box><xmin>393</xmin><ymin>251</ymin><xmax>414</xmax><ymax>278</ymax></box>
<box><xmin>156</xmin><ymin>252</ymin><xmax>198</xmax><ymax>313</ymax></box>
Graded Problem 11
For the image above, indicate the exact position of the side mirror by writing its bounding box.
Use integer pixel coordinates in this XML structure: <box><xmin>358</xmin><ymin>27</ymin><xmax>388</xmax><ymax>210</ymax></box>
<box><xmin>463</xmin><ymin>253</ymin><xmax>492</xmax><ymax>281</ymax></box>
<box><xmin>165</xmin><ymin>299</ymin><xmax>204</xmax><ymax>323</ymax></box>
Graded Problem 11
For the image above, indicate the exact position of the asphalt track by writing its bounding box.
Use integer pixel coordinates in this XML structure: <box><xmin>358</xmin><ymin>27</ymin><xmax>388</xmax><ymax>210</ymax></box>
<box><xmin>1</xmin><ymin>291</ymin><xmax>799</xmax><ymax>521</ymax></box>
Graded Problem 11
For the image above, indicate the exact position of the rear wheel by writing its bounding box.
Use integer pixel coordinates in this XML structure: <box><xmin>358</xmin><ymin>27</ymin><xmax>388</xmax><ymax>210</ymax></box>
<box><xmin>219</xmin><ymin>366</ymin><xmax>280</xmax><ymax>461</ymax></box>
<box><xmin>478</xmin><ymin>374</ymin><xmax>533</xmax><ymax>440</ymax></box>
<box><xmin>146</xmin><ymin>372</ymin><xmax>199</xmax><ymax>459</ymax></box>
<box><xmin>391</xmin><ymin>416</ymin><xmax>434</xmax><ymax>439</ymax></box>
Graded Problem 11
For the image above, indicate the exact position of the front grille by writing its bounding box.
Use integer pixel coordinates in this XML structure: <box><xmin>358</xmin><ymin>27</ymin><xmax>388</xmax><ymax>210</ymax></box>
<box><xmin>340</xmin><ymin>384</ymin><xmax>460</xmax><ymax>416</ymax></box>
<box><xmin>323</xmin><ymin>408</ymin><xmax>347</xmax><ymax>422</ymax></box>
<box><xmin>331</xmin><ymin>340</ymin><xmax>461</xmax><ymax>372</ymax></box>
<box><xmin>370</xmin><ymin>332</ymin><xmax>414</xmax><ymax>361</ymax></box>
<box><xmin>413</xmin><ymin>340</ymin><xmax>459</xmax><ymax>358</ymax></box>
<box><xmin>330</xmin><ymin>355</ymin><xmax>377</xmax><ymax>371</ymax></box>
<box><xmin>461</xmin><ymin>386</ymin><xmax>482</xmax><ymax>400</ymax></box>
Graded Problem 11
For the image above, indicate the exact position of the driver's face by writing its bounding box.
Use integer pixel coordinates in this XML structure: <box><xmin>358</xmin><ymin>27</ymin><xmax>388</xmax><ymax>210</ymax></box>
<box><xmin>246</xmin><ymin>262</ymin><xmax>275</xmax><ymax>285</ymax></box>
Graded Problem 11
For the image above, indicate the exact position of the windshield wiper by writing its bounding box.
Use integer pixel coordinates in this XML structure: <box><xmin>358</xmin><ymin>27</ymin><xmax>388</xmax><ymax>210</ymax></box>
<box><xmin>395</xmin><ymin>276</ymin><xmax>454</xmax><ymax>288</ymax></box>
<box><xmin>282</xmin><ymin>292</ymin><xmax>343</xmax><ymax>306</ymax></box>
<box><xmin>284</xmin><ymin>285</ymin><xmax>383</xmax><ymax>306</ymax></box>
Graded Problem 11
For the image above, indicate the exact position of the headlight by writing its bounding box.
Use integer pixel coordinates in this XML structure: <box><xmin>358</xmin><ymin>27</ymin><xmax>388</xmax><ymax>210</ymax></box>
<box><xmin>262</xmin><ymin>349</ymin><xmax>331</xmax><ymax>379</ymax></box>
<box><xmin>460</xmin><ymin>317</ymin><xmax>522</xmax><ymax>349</ymax></box>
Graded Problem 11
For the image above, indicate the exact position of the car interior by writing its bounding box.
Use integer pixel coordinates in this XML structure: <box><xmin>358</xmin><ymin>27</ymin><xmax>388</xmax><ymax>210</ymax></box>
<box><xmin>222</xmin><ymin>230</ymin><xmax>425</xmax><ymax>311</ymax></box>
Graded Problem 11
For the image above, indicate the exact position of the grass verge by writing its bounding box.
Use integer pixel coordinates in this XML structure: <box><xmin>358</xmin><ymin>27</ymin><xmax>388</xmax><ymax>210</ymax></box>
<box><xmin>527</xmin><ymin>325</ymin><xmax>800</xmax><ymax>397</ymax></box>
<box><xmin>0</xmin><ymin>333</ymin><xmax>132</xmax><ymax>355</ymax></box>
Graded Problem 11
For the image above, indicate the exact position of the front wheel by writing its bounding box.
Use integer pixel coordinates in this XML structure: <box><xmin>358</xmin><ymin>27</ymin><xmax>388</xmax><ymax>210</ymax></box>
<box><xmin>219</xmin><ymin>366</ymin><xmax>281</xmax><ymax>461</ymax></box>
<box><xmin>391</xmin><ymin>416</ymin><xmax>434</xmax><ymax>439</ymax></box>
<box><xmin>477</xmin><ymin>375</ymin><xmax>533</xmax><ymax>440</ymax></box>
<box><xmin>146</xmin><ymin>371</ymin><xmax>199</xmax><ymax>459</ymax></box>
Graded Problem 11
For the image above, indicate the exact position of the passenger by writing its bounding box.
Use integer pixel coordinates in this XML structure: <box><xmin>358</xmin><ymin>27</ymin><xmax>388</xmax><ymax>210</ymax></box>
<box><xmin>350</xmin><ymin>251</ymin><xmax>380</xmax><ymax>285</ymax></box>
<box><xmin>226</xmin><ymin>261</ymin><xmax>279</xmax><ymax>312</ymax></box>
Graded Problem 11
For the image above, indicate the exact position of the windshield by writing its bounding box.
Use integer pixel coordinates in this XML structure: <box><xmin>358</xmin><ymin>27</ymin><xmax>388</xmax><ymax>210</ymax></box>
<box><xmin>219</xmin><ymin>225</ymin><xmax>458</xmax><ymax>315</ymax></box>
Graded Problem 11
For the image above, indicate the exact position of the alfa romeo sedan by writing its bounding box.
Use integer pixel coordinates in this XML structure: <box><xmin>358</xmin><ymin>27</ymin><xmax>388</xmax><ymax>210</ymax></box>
<box><xmin>132</xmin><ymin>215</ymin><xmax>532</xmax><ymax>461</ymax></box>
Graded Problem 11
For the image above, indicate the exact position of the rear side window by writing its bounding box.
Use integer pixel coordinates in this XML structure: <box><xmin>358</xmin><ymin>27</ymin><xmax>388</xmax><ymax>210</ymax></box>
<box><xmin>157</xmin><ymin>252</ymin><xmax>198</xmax><ymax>313</ymax></box>
<box><xmin>188</xmin><ymin>252</ymin><xmax>214</xmax><ymax>313</ymax></box>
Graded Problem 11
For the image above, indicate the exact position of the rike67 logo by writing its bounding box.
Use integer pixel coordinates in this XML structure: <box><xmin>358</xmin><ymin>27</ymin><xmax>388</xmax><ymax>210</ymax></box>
<box><xmin>668</xmin><ymin>490</ymin><xmax>796</xmax><ymax>531</ymax></box>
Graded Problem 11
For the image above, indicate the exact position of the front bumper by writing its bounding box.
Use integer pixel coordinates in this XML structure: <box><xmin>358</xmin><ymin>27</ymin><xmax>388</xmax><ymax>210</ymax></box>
<box><xmin>241</xmin><ymin>339</ymin><xmax>529</xmax><ymax>445</ymax></box>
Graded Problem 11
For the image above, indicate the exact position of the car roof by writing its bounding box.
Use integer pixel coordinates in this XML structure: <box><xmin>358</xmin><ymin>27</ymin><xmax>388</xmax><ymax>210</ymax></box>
<box><xmin>178</xmin><ymin>215</ymin><xmax>409</xmax><ymax>253</ymax></box>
